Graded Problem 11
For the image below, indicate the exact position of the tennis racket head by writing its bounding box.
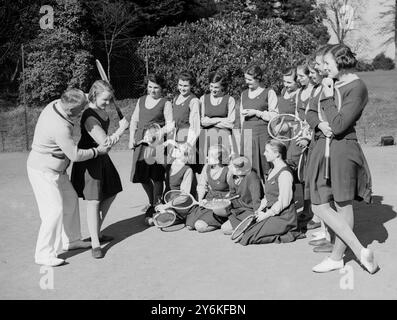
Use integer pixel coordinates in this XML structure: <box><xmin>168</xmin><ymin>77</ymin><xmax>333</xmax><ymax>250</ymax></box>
<box><xmin>144</xmin><ymin>123</ymin><xmax>162</xmax><ymax>145</ymax></box>
<box><xmin>164</xmin><ymin>190</ymin><xmax>184</xmax><ymax>203</ymax></box>
<box><xmin>153</xmin><ymin>209</ymin><xmax>177</xmax><ymax>228</ymax></box>
<box><xmin>268</xmin><ymin>114</ymin><xmax>303</xmax><ymax>141</ymax></box>
<box><xmin>160</xmin><ymin>223</ymin><xmax>186</xmax><ymax>232</ymax></box>
<box><xmin>230</xmin><ymin>214</ymin><xmax>256</xmax><ymax>242</ymax></box>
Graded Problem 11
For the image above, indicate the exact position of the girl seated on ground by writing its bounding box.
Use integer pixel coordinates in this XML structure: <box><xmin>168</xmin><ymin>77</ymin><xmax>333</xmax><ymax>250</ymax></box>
<box><xmin>221</xmin><ymin>156</ymin><xmax>264</xmax><ymax>235</ymax></box>
<box><xmin>237</xmin><ymin>140</ymin><xmax>303</xmax><ymax>245</ymax></box>
<box><xmin>185</xmin><ymin>144</ymin><xmax>231</xmax><ymax>232</ymax></box>
<box><xmin>152</xmin><ymin>142</ymin><xmax>195</xmax><ymax>225</ymax></box>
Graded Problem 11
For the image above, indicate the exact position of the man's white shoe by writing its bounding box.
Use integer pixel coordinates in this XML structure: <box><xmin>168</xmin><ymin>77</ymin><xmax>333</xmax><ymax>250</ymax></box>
<box><xmin>35</xmin><ymin>257</ymin><xmax>65</xmax><ymax>267</ymax></box>
<box><xmin>312</xmin><ymin>257</ymin><xmax>344</xmax><ymax>273</ymax></box>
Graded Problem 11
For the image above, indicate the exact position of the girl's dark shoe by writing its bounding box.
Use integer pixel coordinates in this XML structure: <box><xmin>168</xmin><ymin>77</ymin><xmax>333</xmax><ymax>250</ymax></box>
<box><xmin>92</xmin><ymin>247</ymin><xmax>104</xmax><ymax>259</ymax></box>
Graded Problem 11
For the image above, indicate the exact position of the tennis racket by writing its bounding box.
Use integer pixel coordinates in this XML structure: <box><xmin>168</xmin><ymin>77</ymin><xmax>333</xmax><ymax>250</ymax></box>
<box><xmin>153</xmin><ymin>191</ymin><xmax>197</xmax><ymax>231</ymax></box>
<box><xmin>297</xmin><ymin>147</ymin><xmax>308</xmax><ymax>183</ymax></box>
<box><xmin>268</xmin><ymin>114</ymin><xmax>304</xmax><ymax>142</ymax></box>
<box><xmin>132</xmin><ymin>123</ymin><xmax>162</xmax><ymax>150</ymax></box>
<box><xmin>318</xmin><ymin>81</ymin><xmax>341</xmax><ymax>180</ymax></box>
<box><xmin>230</xmin><ymin>213</ymin><xmax>258</xmax><ymax>242</ymax></box>
<box><xmin>152</xmin><ymin>208</ymin><xmax>185</xmax><ymax>229</ymax></box>
<box><xmin>153</xmin><ymin>193</ymin><xmax>240</xmax><ymax>230</ymax></box>
<box><xmin>202</xmin><ymin>195</ymin><xmax>240</xmax><ymax>217</ymax></box>
<box><xmin>95</xmin><ymin>59</ymin><xmax>124</xmax><ymax>120</ymax></box>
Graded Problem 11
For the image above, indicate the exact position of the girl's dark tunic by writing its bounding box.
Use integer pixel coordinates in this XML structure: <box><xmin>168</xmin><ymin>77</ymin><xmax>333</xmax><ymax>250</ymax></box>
<box><xmin>305</xmin><ymin>78</ymin><xmax>372</xmax><ymax>205</ymax></box>
<box><xmin>201</xmin><ymin>94</ymin><xmax>235</xmax><ymax>164</ymax></box>
<box><xmin>185</xmin><ymin>165</ymin><xmax>230</xmax><ymax>228</ymax></box>
<box><xmin>130</xmin><ymin>96</ymin><xmax>167</xmax><ymax>183</ymax></box>
<box><xmin>71</xmin><ymin>108</ymin><xmax>122</xmax><ymax>201</ymax></box>
<box><xmin>239</xmin><ymin>166</ymin><xmax>302</xmax><ymax>245</ymax></box>
<box><xmin>172</xmin><ymin>94</ymin><xmax>202</xmax><ymax>174</ymax></box>
<box><xmin>240</xmin><ymin>89</ymin><xmax>271</xmax><ymax>180</ymax></box>
<box><xmin>227</xmin><ymin>171</ymin><xmax>264</xmax><ymax>229</ymax></box>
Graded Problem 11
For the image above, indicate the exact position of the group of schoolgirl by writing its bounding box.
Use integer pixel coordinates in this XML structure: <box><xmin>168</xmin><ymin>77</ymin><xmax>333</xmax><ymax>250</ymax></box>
<box><xmin>73</xmin><ymin>42</ymin><xmax>378</xmax><ymax>274</ymax></box>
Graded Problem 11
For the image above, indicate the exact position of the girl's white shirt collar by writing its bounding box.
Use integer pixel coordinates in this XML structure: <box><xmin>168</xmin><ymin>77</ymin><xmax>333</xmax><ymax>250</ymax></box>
<box><xmin>335</xmin><ymin>73</ymin><xmax>360</xmax><ymax>88</ymax></box>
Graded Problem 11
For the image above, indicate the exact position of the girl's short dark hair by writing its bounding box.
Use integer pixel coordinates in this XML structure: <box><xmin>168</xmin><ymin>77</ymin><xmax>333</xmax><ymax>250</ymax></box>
<box><xmin>146</xmin><ymin>73</ymin><xmax>167</xmax><ymax>89</ymax></box>
<box><xmin>315</xmin><ymin>44</ymin><xmax>334</xmax><ymax>57</ymax></box>
<box><xmin>306</xmin><ymin>54</ymin><xmax>317</xmax><ymax>69</ymax></box>
<box><xmin>208</xmin><ymin>143</ymin><xmax>230</xmax><ymax>165</ymax></box>
<box><xmin>326</xmin><ymin>44</ymin><xmax>358</xmax><ymax>70</ymax></box>
<box><xmin>267</xmin><ymin>139</ymin><xmax>287</xmax><ymax>160</ymax></box>
<box><xmin>244</xmin><ymin>64</ymin><xmax>264</xmax><ymax>82</ymax></box>
<box><xmin>282</xmin><ymin>67</ymin><xmax>297</xmax><ymax>82</ymax></box>
<box><xmin>178</xmin><ymin>70</ymin><xmax>196</xmax><ymax>86</ymax></box>
<box><xmin>208</xmin><ymin>70</ymin><xmax>228</xmax><ymax>89</ymax></box>
<box><xmin>296</xmin><ymin>59</ymin><xmax>310</xmax><ymax>76</ymax></box>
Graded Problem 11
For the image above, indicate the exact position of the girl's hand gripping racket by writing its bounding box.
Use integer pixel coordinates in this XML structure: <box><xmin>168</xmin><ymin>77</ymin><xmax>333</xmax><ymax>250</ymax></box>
<box><xmin>132</xmin><ymin>123</ymin><xmax>162</xmax><ymax>150</ymax></box>
<box><xmin>318</xmin><ymin>79</ymin><xmax>341</xmax><ymax>181</ymax></box>
<box><xmin>268</xmin><ymin>114</ymin><xmax>304</xmax><ymax>142</ymax></box>
<box><xmin>230</xmin><ymin>213</ymin><xmax>258</xmax><ymax>242</ymax></box>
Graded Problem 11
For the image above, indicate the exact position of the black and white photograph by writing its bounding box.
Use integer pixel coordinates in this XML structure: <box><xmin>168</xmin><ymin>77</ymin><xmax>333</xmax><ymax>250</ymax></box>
<box><xmin>0</xmin><ymin>0</ymin><xmax>396</xmax><ymax>306</ymax></box>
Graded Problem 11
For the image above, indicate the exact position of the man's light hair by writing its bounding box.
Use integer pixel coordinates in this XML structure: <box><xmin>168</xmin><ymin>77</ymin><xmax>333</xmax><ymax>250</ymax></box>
<box><xmin>60</xmin><ymin>88</ymin><xmax>88</xmax><ymax>111</ymax></box>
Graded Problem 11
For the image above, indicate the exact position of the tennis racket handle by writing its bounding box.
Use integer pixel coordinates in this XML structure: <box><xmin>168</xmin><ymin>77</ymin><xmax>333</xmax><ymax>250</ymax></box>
<box><xmin>324</xmin><ymin>137</ymin><xmax>331</xmax><ymax>180</ymax></box>
<box><xmin>116</xmin><ymin>107</ymin><xmax>123</xmax><ymax>120</ymax></box>
<box><xmin>132</xmin><ymin>140</ymin><xmax>148</xmax><ymax>150</ymax></box>
<box><xmin>324</xmin><ymin>155</ymin><xmax>330</xmax><ymax>180</ymax></box>
<box><xmin>227</xmin><ymin>194</ymin><xmax>240</xmax><ymax>201</ymax></box>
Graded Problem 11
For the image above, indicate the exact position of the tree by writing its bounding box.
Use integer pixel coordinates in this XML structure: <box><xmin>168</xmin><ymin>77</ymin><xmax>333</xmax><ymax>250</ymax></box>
<box><xmin>21</xmin><ymin>0</ymin><xmax>93</xmax><ymax>107</ymax></box>
<box><xmin>378</xmin><ymin>0</ymin><xmax>396</xmax><ymax>62</ymax></box>
<box><xmin>138</xmin><ymin>12</ymin><xmax>318</xmax><ymax>98</ymax></box>
<box><xmin>85</xmin><ymin>0</ymin><xmax>139</xmax><ymax>81</ymax></box>
<box><xmin>0</xmin><ymin>0</ymin><xmax>41</xmax><ymax>97</ymax></box>
<box><xmin>259</xmin><ymin>0</ymin><xmax>330</xmax><ymax>44</ymax></box>
<box><xmin>214</xmin><ymin>0</ymin><xmax>330</xmax><ymax>44</ymax></box>
<box><xmin>318</xmin><ymin>0</ymin><xmax>364</xmax><ymax>44</ymax></box>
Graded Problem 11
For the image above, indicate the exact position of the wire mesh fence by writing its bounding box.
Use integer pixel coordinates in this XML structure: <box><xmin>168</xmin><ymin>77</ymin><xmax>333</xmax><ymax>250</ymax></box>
<box><xmin>0</xmin><ymin>38</ymin><xmax>148</xmax><ymax>152</ymax></box>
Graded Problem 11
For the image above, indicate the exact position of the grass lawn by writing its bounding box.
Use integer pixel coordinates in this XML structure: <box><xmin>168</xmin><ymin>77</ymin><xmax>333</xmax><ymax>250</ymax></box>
<box><xmin>0</xmin><ymin>70</ymin><xmax>396</xmax><ymax>152</ymax></box>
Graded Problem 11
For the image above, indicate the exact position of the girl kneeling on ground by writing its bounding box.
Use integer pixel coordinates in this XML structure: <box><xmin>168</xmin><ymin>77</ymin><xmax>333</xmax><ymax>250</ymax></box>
<box><xmin>185</xmin><ymin>144</ymin><xmax>231</xmax><ymax>232</ymax></box>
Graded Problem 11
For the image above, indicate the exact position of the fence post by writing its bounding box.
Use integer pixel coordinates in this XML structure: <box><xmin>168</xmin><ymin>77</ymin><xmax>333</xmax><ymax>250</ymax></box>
<box><xmin>21</xmin><ymin>44</ymin><xmax>29</xmax><ymax>151</ymax></box>
<box><xmin>0</xmin><ymin>130</ymin><xmax>6</xmax><ymax>152</ymax></box>
<box><xmin>145</xmin><ymin>38</ymin><xmax>149</xmax><ymax>76</ymax></box>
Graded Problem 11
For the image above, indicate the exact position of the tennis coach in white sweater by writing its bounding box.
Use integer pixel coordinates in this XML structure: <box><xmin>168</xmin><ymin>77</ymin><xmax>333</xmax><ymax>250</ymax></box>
<box><xmin>27</xmin><ymin>88</ymin><xmax>110</xmax><ymax>267</ymax></box>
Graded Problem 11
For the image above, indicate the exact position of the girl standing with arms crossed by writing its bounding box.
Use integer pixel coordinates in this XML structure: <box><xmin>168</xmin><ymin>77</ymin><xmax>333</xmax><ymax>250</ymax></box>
<box><xmin>240</xmin><ymin>65</ymin><xmax>278</xmax><ymax>182</ymax></box>
<box><xmin>129</xmin><ymin>74</ymin><xmax>173</xmax><ymax>225</ymax></box>
<box><xmin>172</xmin><ymin>71</ymin><xmax>201</xmax><ymax>174</ymax></box>
<box><xmin>200</xmin><ymin>71</ymin><xmax>237</xmax><ymax>161</ymax></box>
<box><xmin>71</xmin><ymin>80</ymin><xmax>129</xmax><ymax>259</ymax></box>
<box><xmin>307</xmin><ymin>44</ymin><xmax>378</xmax><ymax>274</ymax></box>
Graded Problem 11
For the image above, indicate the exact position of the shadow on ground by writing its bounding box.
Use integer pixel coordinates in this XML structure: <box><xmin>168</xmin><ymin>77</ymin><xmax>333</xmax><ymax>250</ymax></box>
<box><xmin>344</xmin><ymin>195</ymin><xmax>396</xmax><ymax>263</ymax></box>
<box><xmin>58</xmin><ymin>214</ymin><xmax>149</xmax><ymax>260</ymax></box>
